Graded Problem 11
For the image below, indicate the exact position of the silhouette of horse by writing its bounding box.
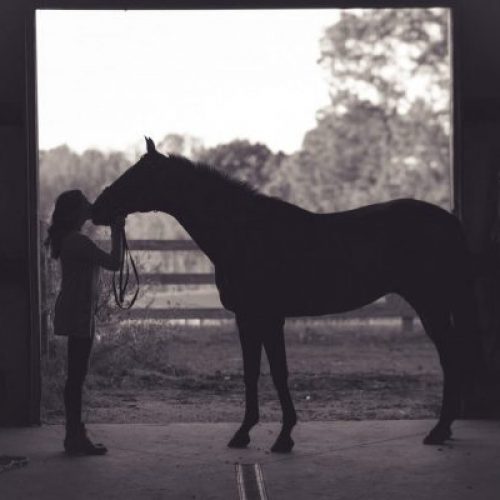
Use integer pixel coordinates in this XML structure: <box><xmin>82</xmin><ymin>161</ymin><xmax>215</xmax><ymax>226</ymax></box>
<box><xmin>92</xmin><ymin>137</ymin><xmax>480</xmax><ymax>452</ymax></box>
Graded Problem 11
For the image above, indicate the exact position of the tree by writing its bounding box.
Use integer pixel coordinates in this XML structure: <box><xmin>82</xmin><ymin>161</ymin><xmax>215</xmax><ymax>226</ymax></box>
<box><xmin>319</xmin><ymin>9</ymin><xmax>449</xmax><ymax>120</ymax></box>
<box><xmin>266</xmin><ymin>100</ymin><xmax>391</xmax><ymax>211</ymax></box>
<box><xmin>197</xmin><ymin>139</ymin><xmax>278</xmax><ymax>189</ymax></box>
<box><xmin>268</xmin><ymin>8</ymin><xmax>451</xmax><ymax>212</ymax></box>
<box><xmin>327</xmin><ymin>9</ymin><xmax>450</xmax><ymax>206</ymax></box>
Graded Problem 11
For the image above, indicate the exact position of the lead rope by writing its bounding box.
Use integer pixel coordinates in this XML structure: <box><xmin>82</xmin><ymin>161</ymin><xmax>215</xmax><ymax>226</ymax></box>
<box><xmin>113</xmin><ymin>226</ymin><xmax>140</xmax><ymax>309</ymax></box>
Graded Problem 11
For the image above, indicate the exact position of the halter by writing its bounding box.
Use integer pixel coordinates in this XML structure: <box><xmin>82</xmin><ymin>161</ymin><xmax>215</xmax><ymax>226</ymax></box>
<box><xmin>113</xmin><ymin>225</ymin><xmax>140</xmax><ymax>310</ymax></box>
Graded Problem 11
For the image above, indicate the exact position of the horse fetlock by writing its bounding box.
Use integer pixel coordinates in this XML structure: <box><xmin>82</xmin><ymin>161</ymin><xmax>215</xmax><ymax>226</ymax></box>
<box><xmin>242</xmin><ymin>413</ymin><xmax>259</xmax><ymax>429</ymax></box>
<box><xmin>283</xmin><ymin>414</ymin><xmax>297</xmax><ymax>430</ymax></box>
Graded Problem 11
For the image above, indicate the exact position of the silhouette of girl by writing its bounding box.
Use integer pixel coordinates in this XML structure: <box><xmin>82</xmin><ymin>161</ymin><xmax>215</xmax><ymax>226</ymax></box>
<box><xmin>46</xmin><ymin>189</ymin><xmax>124</xmax><ymax>455</ymax></box>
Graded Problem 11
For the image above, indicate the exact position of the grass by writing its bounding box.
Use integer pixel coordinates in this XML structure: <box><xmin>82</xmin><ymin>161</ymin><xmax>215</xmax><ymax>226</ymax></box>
<box><xmin>41</xmin><ymin>319</ymin><xmax>443</xmax><ymax>424</ymax></box>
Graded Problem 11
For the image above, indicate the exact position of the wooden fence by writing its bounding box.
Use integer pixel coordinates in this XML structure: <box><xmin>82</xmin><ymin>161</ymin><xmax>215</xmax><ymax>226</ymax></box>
<box><xmin>91</xmin><ymin>239</ymin><xmax>418</xmax><ymax>330</ymax></box>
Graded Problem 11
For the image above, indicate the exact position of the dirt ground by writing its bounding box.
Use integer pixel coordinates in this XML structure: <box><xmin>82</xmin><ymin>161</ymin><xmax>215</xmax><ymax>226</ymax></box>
<box><xmin>41</xmin><ymin>319</ymin><xmax>443</xmax><ymax>424</ymax></box>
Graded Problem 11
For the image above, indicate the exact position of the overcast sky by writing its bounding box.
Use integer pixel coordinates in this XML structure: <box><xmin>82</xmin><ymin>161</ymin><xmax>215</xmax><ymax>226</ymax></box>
<box><xmin>36</xmin><ymin>9</ymin><xmax>342</xmax><ymax>155</ymax></box>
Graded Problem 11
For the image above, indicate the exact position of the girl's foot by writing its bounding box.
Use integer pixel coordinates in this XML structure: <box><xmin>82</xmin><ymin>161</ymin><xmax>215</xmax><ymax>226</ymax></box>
<box><xmin>64</xmin><ymin>423</ymin><xmax>108</xmax><ymax>456</ymax></box>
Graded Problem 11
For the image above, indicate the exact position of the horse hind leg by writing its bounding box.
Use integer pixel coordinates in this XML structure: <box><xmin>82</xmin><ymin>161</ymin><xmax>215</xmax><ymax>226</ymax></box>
<box><xmin>446</xmin><ymin>277</ymin><xmax>483</xmax><ymax>420</ymax></box>
<box><xmin>403</xmin><ymin>293</ymin><xmax>460</xmax><ymax>445</ymax></box>
<box><xmin>425</xmin><ymin>327</ymin><xmax>462</xmax><ymax>445</ymax></box>
<box><xmin>450</xmin><ymin>279</ymin><xmax>483</xmax><ymax>386</ymax></box>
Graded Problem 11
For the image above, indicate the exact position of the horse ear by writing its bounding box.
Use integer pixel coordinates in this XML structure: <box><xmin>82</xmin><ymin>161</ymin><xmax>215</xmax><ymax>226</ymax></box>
<box><xmin>145</xmin><ymin>136</ymin><xmax>156</xmax><ymax>154</ymax></box>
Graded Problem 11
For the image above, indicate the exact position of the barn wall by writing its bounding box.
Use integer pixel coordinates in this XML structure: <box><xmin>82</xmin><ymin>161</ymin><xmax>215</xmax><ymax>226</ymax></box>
<box><xmin>458</xmin><ymin>0</ymin><xmax>500</xmax><ymax>252</ymax></box>
<box><xmin>0</xmin><ymin>0</ymin><xmax>500</xmax><ymax>424</ymax></box>
<box><xmin>458</xmin><ymin>1</ymin><xmax>500</xmax><ymax>378</ymax></box>
<box><xmin>0</xmin><ymin>3</ymin><xmax>40</xmax><ymax>425</ymax></box>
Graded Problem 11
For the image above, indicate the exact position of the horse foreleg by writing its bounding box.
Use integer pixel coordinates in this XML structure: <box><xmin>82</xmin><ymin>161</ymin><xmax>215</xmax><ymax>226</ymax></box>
<box><xmin>263</xmin><ymin>318</ymin><xmax>296</xmax><ymax>453</ymax></box>
<box><xmin>228</xmin><ymin>315</ymin><xmax>262</xmax><ymax>449</ymax></box>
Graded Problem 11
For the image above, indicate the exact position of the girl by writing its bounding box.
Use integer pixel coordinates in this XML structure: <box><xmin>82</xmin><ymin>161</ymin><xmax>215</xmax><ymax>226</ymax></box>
<box><xmin>46</xmin><ymin>189</ymin><xmax>124</xmax><ymax>455</ymax></box>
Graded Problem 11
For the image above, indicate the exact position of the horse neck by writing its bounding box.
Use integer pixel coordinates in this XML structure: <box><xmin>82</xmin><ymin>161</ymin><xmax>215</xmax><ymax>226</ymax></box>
<box><xmin>156</xmin><ymin>170</ymin><xmax>252</xmax><ymax>265</ymax></box>
<box><xmin>174</xmin><ymin>211</ymin><xmax>224</xmax><ymax>264</ymax></box>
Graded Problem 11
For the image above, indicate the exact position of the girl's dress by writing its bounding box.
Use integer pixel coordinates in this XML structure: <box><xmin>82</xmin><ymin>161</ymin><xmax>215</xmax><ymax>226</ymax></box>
<box><xmin>54</xmin><ymin>230</ymin><xmax>121</xmax><ymax>338</ymax></box>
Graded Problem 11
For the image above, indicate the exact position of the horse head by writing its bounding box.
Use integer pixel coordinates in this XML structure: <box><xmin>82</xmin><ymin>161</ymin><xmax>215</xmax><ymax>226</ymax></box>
<box><xmin>92</xmin><ymin>136</ymin><xmax>165</xmax><ymax>225</ymax></box>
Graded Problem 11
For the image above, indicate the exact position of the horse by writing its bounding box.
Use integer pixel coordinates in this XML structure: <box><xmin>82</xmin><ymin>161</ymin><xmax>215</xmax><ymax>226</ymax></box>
<box><xmin>92</xmin><ymin>137</ymin><xmax>480</xmax><ymax>453</ymax></box>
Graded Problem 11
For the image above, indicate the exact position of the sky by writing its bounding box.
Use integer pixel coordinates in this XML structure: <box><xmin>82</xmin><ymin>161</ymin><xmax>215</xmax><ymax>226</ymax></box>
<box><xmin>36</xmin><ymin>9</ymin><xmax>342</xmax><ymax>155</ymax></box>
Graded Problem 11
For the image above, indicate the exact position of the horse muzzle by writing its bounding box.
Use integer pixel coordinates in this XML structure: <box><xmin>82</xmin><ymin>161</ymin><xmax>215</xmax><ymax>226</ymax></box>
<box><xmin>91</xmin><ymin>187</ymin><xmax>116</xmax><ymax>225</ymax></box>
<box><xmin>90</xmin><ymin>201</ymin><xmax>117</xmax><ymax>226</ymax></box>
<box><xmin>90</xmin><ymin>203</ymin><xmax>107</xmax><ymax>226</ymax></box>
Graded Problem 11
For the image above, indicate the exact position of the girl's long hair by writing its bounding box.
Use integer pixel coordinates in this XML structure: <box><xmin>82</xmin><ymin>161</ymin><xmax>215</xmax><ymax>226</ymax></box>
<box><xmin>45</xmin><ymin>190</ymin><xmax>88</xmax><ymax>259</ymax></box>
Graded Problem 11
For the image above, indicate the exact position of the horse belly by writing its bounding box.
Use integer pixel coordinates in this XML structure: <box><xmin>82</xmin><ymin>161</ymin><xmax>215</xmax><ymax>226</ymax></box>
<box><xmin>280</xmin><ymin>275</ymin><xmax>387</xmax><ymax>317</ymax></box>
<box><xmin>265</xmin><ymin>257</ymin><xmax>390</xmax><ymax>317</ymax></box>
<box><xmin>216</xmin><ymin>232</ymin><xmax>395</xmax><ymax>317</ymax></box>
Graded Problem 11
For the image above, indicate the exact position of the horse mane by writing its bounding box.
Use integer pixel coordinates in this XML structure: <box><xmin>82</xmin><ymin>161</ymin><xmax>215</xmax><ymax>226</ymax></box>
<box><xmin>160</xmin><ymin>153</ymin><xmax>260</xmax><ymax>200</ymax></box>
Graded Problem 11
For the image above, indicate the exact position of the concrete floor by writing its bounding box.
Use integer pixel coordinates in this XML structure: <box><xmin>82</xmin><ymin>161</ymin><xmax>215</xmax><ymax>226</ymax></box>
<box><xmin>1</xmin><ymin>420</ymin><xmax>499</xmax><ymax>499</ymax></box>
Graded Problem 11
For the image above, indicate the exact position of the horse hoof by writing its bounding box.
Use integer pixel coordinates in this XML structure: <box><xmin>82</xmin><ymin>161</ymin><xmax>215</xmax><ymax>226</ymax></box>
<box><xmin>228</xmin><ymin>432</ymin><xmax>250</xmax><ymax>449</ymax></box>
<box><xmin>271</xmin><ymin>435</ymin><xmax>294</xmax><ymax>453</ymax></box>
<box><xmin>423</xmin><ymin>427</ymin><xmax>452</xmax><ymax>445</ymax></box>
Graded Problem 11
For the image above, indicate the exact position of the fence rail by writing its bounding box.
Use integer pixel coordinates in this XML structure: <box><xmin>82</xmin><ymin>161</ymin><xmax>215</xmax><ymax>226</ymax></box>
<box><xmin>93</xmin><ymin>239</ymin><xmax>417</xmax><ymax>330</ymax></box>
<box><xmin>141</xmin><ymin>273</ymin><xmax>215</xmax><ymax>285</ymax></box>
<box><xmin>97</xmin><ymin>239</ymin><xmax>199</xmax><ymax>251</ymax></box>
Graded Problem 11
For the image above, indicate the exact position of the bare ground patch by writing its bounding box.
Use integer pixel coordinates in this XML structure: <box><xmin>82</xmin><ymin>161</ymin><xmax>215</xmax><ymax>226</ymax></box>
<box><xmin>41</xmin><ymin>320</ymin><xmax>442</xmax><ymax>424</ymax></box>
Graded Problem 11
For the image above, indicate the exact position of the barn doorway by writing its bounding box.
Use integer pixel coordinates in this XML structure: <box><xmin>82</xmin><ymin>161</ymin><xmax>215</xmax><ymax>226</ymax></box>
<box><xmin>36</xmin><ymin>7</ymin><xmax>453</xmax><ymax>425</ymax></box>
